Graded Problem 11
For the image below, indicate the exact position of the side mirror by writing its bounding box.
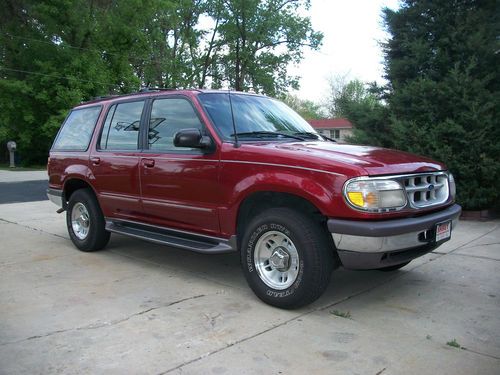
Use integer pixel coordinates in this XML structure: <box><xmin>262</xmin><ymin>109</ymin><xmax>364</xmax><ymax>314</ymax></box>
<box><xmin>174</xmin><ymin>129</ymin><xmax>214</xmax><ymax>151</ymax></box>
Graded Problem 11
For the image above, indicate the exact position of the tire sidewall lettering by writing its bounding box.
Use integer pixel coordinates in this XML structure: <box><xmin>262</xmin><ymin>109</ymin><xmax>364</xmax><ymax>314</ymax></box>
<box><xmin>246</xmin><ymin>223</ymin><xmax>268</xmax><ymax>273</ymax></box>
<box><xmin>246</xmin><ymin>222</ymin><xmax>303</xmax><ymax>299</ymax></box>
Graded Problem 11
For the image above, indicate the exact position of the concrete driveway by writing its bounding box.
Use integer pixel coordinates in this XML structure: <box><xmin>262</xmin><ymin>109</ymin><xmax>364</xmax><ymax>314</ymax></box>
<box><xmin>0</xmin><ymin>174</ymin><xmax>498</xmax><ymax>374</ymax></box>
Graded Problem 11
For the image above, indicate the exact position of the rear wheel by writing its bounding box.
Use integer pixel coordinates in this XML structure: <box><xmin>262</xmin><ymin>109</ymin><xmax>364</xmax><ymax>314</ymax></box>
<box><xmin>241</xmin><ymin>207</ymin><xmax>334</xmax><ymax>309</ymax></box>
<box><xmin>66</xmin><ymin>188</ymin><xmax>110</xmax><ymax>252</ymax></box>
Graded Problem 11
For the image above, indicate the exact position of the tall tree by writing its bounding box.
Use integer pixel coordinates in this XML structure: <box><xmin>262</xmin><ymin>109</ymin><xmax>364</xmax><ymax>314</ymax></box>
<box><xmin>342</xmin><ymin>82</ymin><xmax>394</xmax><ymax>148</ymax></box>
<box><xmin>200</xmin><ymin>0</ymin><xmax>323</xmax><ymax>96</ymax></box>
<box><xmin>0</xmin><ymin>0</ymin><xmax>145</xmax><ymax>164</ymax></box>
<box><xmin>325</xmin><ymin>77</ymin><xmax>374</xmax><ymax>118</ymax></box>
<box><xmin>383</xmin><ymin>0</ymin><xmax>500</xmax><ymax>209</ymax></box>
<box><xmin>324</xmin><ymin>78</ymin><xmax>393</xmax><ymax>147</ymax></box>
<box><xmin>135</xmin><ymin>0</ymin><xmax>204</xmax><ymax>88</ymax></box>
<box><xmin>0</xmin><ymin>0</ymin><xmax>321</xmax><ymax>165</ymax></box>
<box><xmin>281</xmin><ymin>94</ymin><xmax>324</xmax><ymax>119</ymax></box>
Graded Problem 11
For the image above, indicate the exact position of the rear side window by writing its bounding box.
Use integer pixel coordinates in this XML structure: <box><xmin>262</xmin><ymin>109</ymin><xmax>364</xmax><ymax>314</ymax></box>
<box><xmin>99</xmin><ymin>101</ymin><xmax>144</xmax><ymax>150</ymax></box>
<box><xmin>52</xmin><ymin>106</ymin><xmax>101</xmax><ymax>151</ymax></box>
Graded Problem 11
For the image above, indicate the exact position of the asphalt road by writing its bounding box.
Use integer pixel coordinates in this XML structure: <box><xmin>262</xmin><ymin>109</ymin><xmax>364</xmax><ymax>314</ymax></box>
<box><xmin>0</xmin><ymin>180</ymin><xmax>48</xmax><ymax>204</ymax></box>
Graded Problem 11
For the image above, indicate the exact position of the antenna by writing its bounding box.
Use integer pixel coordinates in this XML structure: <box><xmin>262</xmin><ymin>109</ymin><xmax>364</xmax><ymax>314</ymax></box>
<box><xmin>228</xmin><ymin>90</ymin><xmax>240</xmax><ymax>148</ymax></box>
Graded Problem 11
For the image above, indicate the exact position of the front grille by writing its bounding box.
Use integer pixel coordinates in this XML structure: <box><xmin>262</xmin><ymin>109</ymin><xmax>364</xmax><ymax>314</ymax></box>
<box><xmin>402</xmin><ymin>172</ymin><xmax>449</xmax><ymax>208</ymax></box>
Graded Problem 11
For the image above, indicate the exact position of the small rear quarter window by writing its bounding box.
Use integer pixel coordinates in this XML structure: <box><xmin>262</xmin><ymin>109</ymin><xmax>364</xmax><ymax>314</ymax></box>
<box><xmin>52</xmin><ymin>106</ymin><xmax>101</xmax><ymax>151</ymax></box>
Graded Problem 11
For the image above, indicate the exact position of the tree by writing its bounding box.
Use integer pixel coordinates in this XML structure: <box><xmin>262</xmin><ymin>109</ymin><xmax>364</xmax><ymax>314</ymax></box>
<box><xmin>323</xmin><ymin>77</ymin><xmax>394</xmax><ymax>147</ymax></box>
<box><xmin>0</xmin><ymin>0</ymin><xmax>321</xmax><ymax>165</ymax></box>
<box><xmin>324</xmin><ymin>74</ymin><xmax>364</xmax><ymax>118</ymax></box>
<box><xmin>383</xmin><ymin>0</ymin><xmax>500</xmax><ymax>210</ymax></box>
<box><xmin>134</xmin><ymin>0</ymin><xmax>205</xmax><ymax>88</ymax></box>
<box><xmin>281</xmin><ymin>94</ymin><xmax>324</xmax><ymax>119</ymax></box>
<box><xmin>200</xmin><ymin>0</ymin><xmax>323</xmax><ymax>96</ymax></box>
<box><xmin>342</xmin><ymin>83</ymin><xmax>394</xmax><ymax>148</ymax></box>
<box><xmin>0</xmin><ymin>0</ymin><xmax>145</xmax><ymax>164</ymax></box>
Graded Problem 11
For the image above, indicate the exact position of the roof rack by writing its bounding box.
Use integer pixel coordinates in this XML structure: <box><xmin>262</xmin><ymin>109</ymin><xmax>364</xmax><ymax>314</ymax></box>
<box><xmin>89</xmin><ymin>94</ymin><xmax>118</xmax><ymax>101</ymax></box>
<box><xmin>79</xmin><ymin>87</ymin><xmax>203</xmax><ymax>105</ymax></box>
<box><xmin>138</xmin><ymin>87</ymin><xmax>177</xmax><ymax>93</ymax></box>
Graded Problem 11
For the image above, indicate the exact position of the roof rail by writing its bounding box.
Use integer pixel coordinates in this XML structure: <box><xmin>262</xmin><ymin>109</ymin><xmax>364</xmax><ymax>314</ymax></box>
<box><xmin>79</xmin><ymin>87</ymin><xmax>203</xmax><ymax>105</ymax></box>
<box><xmin>89</xmin><ymin>95</ymin><xmax>118</xmax><ymax>101</ymax></box>
<box><xmin>137</xmin><ymin>87</ymin><xmax>203</xmax><ymax>93</ymax></box>
<box><xmin>138</xmin><ymin>87</ymin><xmax>177</xmax><ymax>93</ymax></box>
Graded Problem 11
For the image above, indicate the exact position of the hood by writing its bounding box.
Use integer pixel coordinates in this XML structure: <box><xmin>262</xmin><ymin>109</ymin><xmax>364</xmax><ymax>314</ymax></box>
<box><xmin>259</xmin><ymin>142</ymin><xmax>447</xmax><ymax>176</ymax></box>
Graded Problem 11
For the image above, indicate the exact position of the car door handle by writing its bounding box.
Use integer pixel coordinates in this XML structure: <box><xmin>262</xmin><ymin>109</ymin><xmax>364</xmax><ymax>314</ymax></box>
<box><xmin>142</xmin><ymin>158</ymin><xmax>155</xmax><ymax>168</ymax></box>
<box><xmin>90</xmin><ymin>157</ymin><xmax>100</xmax><ymax>165</ymax></box>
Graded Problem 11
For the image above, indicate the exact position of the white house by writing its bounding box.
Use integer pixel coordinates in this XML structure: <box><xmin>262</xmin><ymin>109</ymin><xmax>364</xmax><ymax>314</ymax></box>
<box><xmin>308</xmin><ymin>118</ymin><xmax>353</xmax><ymax>143</ymax></box>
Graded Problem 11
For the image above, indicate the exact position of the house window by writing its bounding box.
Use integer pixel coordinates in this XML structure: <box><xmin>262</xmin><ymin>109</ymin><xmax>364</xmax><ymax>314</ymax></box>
<box><xmin>330</xmin><ymin>129</ymin><xmax>340</xmax><ymax>139</ymax></box>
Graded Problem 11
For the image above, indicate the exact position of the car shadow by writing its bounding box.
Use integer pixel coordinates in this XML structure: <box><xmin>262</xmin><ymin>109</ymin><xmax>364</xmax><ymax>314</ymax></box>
<box><xmin>101</xmin><ymin>233</ymin><xmax>407</xmax><ymax>310</ymax></box>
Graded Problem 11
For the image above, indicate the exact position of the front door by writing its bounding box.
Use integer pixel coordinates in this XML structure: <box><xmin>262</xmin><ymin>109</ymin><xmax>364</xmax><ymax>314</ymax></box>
<box><xmin>139</xmin><ymin>96</ymin><xmax>221</xmax><ymax>235</ymax></box>
<box><xmin>90</xmin><ymin>99</ymin><xmax>145</xmax><ymax>220</ymax></box>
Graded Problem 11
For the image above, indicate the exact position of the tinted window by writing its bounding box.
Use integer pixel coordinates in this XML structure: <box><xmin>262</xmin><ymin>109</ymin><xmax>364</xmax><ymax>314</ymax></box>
<box><xmin>100</xmin><ymin>101</ymin><xmax>144</xmax><ymax>150</ymax></box>
<box><xmin>52</xmin><ymin>106</ymin><xmax>101</xmax><ymax>151</ymax></box>
<box><xmin>148</xmin><ymin>98</ymin><xmax>203</xmax><ymax>151</ymax></box>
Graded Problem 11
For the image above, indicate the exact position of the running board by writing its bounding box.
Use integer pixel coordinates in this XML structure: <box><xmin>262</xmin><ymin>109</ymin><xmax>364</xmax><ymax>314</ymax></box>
<box><xmin>105</xmin><ymin>219</ymin><xmax>236</xmax><ymax>254</ymax></box>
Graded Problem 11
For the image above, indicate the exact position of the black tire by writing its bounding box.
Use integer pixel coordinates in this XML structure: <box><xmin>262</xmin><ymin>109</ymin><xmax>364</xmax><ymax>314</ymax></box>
<box><xmin>66</xmin><ymin>188</ymin><xmax>110</xmax><ymax>252</ymax></box>
<box><xmin>377</xmin><ymin>261</ymin><xmax>411</xmax><ymax>272</ymax></box>
<box><xmin>240</xmin><ymin>207</ymin><xmax>335</xmax><ymax>309</ymax></box>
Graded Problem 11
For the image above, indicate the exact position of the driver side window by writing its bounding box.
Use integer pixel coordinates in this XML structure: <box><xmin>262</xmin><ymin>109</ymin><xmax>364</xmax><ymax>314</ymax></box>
<box><xmin>148</xmin><ymin>98</ymin><xmax>203</xmax><ymax>152</ymax></box>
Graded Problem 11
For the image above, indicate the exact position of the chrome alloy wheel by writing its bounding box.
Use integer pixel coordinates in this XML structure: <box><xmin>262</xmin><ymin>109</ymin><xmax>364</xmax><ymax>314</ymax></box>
<box><xmin>254</xmin><ymin>231</ymin><xmax>300</xmax><ymax>290</ymax></box>
<box><xmin>71</xmin><ymin>202</ymin><xmax>90</xmax><ymax>240</ymax></box>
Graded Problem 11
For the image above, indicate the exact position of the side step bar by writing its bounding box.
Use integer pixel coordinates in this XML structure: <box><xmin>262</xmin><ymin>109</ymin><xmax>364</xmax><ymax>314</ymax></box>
<box><xmin>105</xmin><ymin>219</ymin><xmax>237</xmax><ymax>254</ymax></box>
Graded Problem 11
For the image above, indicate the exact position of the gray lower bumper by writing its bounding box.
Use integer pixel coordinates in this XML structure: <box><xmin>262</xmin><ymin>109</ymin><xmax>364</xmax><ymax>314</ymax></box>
<box><xmin>328</xmin><ymin>204</ymin><xmax>462</xmax><ymax>269</ymax></box>
<box><xmin>47</xmin><ymin>188</ymin><xmax>64</xmax><ymax>208</ymax></box>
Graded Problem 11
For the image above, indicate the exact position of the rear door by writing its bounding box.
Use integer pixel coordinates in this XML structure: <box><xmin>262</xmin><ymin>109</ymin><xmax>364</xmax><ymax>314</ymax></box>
<box><xmin>139</xmin><ymin>96</ymin><xmax>221</xmax><ymax>235</ymax></box>
<box><xmin>90</xmin><ymin>99</ymin><xmax>145</xmax><ymax>220</ymax></box>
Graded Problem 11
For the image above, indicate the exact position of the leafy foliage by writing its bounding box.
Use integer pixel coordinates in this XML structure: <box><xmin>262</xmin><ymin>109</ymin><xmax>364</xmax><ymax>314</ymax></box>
<box><xmin>383</xmin><ymin>0</ymin><xmax>500</xmax><ymax>209</ymax></box>
<box><xmin>0</xmin><ymin>0</ymin><xmax>143</xmax><ymax>164</ymax></box>
<box><xmin>280</xmin><ymin>94</ymin><xmax>324</xmax><ymax>119</ymax></box>
<box><xmin>199</xmin><ymin>0</ymin><xmax>322</xmax><ymax>96</ymax></box>
<box><xmin>324</xmin><ymin>78</ymin><xmax>394</xmax><ymax>148</ymax></box>
<box><xmin>0</xmin><ymin>0</ymin><xmax>321</xmax><ymax>164</ymax></box>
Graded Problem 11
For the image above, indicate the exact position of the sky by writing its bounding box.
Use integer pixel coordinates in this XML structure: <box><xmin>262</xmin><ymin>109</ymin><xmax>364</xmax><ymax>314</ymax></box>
<box><xmin>290</xmin><ymin>0</ymin><xmax>400</xmax><ymax>103</ymax></box>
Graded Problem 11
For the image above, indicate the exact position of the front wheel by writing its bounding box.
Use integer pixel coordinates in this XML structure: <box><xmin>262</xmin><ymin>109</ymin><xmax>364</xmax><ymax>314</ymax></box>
<box><xmin>66</xmin><ymin>188</ymin><xmax>110</xmax><ymax>252</ymax></box>
<box><xmin>240</xmin><ymin>208</ymin><xmax>334</xmax><ymax>309</ymax></box>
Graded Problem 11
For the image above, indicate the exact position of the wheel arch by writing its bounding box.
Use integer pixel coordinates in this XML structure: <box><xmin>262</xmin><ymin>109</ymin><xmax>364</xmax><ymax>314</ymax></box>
<box><xmin>62</xmin><ymin>178</ymin><xmax>98</xmax><ymax>208</ymax></box>
<box><xmin>236</xmin><ymin>191</ymin><xmax>329</xmax><ymax>240</ymax></box>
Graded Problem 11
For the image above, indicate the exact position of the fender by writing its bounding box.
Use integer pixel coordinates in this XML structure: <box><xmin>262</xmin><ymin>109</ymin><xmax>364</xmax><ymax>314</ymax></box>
<box><xmin>218</xmin><ymin>165</ymin><xmax>347</xmax><ymax>236</ymax></box>
<box><xmin>61</xmin><ymin>164</ymin><xmax>100</xmax><ymax>202</ymax></box>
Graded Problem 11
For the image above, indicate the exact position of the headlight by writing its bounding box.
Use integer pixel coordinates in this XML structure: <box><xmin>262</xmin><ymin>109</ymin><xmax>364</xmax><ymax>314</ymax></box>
<box><xmin>449</xmin><ymin>173</ymin><xmax>456</xmax><ymax>200</ymax></box>
<box><xmin>344</xmin><ymin>178</ymin><xmax>407</xmax><ymax>212</ymax></box>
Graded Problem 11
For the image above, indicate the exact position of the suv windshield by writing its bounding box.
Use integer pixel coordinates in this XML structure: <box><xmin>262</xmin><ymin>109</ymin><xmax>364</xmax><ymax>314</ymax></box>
<box><xmin>198</xmin><ymin>93</ymin><xmax>321</xmax><ymax>141</ymax></box>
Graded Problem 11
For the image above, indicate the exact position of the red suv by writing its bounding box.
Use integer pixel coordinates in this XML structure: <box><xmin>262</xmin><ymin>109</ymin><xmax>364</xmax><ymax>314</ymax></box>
<box><xmin>47</xmin><ymin>89</ymin><xmax>461</xmax><ymax>309</ymax></box>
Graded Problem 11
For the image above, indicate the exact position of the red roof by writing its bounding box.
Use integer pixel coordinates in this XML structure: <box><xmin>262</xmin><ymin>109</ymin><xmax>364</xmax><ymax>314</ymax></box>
<box><xmin>308</xmin><ymin>118</ymin><xmax>353</xmax><ymax>129</ymax></box>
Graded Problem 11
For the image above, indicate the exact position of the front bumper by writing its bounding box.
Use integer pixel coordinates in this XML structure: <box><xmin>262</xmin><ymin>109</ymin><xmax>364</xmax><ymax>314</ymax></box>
<box><xmin>328</xmin><ymin>204</ymin><xmax>462</xmax><ymax>269</ymax></box>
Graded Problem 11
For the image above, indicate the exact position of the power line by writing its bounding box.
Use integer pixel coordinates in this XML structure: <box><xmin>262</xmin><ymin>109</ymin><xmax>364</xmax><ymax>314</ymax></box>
<box><xmin>1</xmin><ymin>32</ymin><xmax>124</xmax><ymax>57</ymax></box>
<box><xmin>0</xmin><ymin>66</ymin><xmax>115</xmax><ymax>86</ymax></box>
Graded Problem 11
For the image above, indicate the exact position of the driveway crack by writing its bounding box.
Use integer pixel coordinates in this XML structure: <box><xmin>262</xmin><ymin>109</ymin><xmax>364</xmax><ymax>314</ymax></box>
<box><xmin>434</xmin><ymin>252</ymin><xmax>500</xmax><ymax>262</ymax></box>
<box><xmin>0</xmin><ymin>294</ymin><xmax>205</xmax><ymax>346</ymax></box>
<box><xmin>157</xmin><ymin>224</ymin><xmax>500</xmax><ymax>374</ymax></box>
<box><xmin>0</xmin><ymin>218</ymin><xmax>67</xmax><ymax>240</ymax></box>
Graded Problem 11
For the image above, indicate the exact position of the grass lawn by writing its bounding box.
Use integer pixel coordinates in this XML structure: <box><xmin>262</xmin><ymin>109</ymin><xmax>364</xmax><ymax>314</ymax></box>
<box><xmin>0</xmin><ymin>165</ymin><xmax>46</xmax><ymax>171</ymax></box>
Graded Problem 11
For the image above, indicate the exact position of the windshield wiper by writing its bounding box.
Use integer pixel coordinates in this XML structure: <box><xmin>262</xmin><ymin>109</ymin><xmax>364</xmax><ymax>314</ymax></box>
<box><xmin>230</xmin><ymin>131</ymin><xmax>306</xmax><ymax>141</ymax></box>
<box><xmin>293</xmin><ymin>131</ymin><xmax>337</xmax><ymax>142</ymax></box>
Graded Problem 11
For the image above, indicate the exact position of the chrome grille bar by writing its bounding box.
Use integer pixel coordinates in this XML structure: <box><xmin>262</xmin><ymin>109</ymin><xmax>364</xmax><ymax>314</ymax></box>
<box><xmin>402</xmin><ymin>172</ymin><xmax>449</xmax><ymax>208</ymax></box>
